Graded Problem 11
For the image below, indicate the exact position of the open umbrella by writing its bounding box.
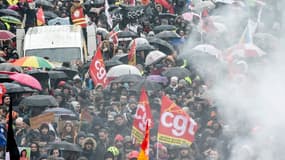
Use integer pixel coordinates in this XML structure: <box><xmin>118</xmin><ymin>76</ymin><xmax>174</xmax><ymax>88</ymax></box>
<box><xmin>96</xmin><ymin>27</ymin><xmax>109</xmax><ymax>38</ymax></box>
<box><xmin>48</xmin><ymin>17</ymin><xmax>70</xmax><ymax>25</ymax></box>
<box><xmin>0</xmin><ymin>30</ymin><xmax>15</xmax><ymax>40</ymax></box>
<box><xmin>0</xmin><ymin>63</ymin><xmax>22</xmax><ymax>72</ymax></box>
<box><xmin>110</xmin><ymin>53</ymin><xmax>128</xmax><ymax>64</ymax></box>
<box><xmin>19</xmin><ymin>95</ymin><xmax>58</xmax><ymax>107</ymax></box>
<box><xmin>147</xmin><ymin>75</ymin><xmax>168</xmax><ymax>85</ymax></box>
<box><xmin>0</xmin><ymin>71</ymin><xmax>42</xmax><ymax>90</ymax></box>
<box><xmin>129</xmin><ymin>79</ymin><xmax>162</xmax><ymax>92</ymax></box>
<box><xmin>117</xmin><ymin>31</ymin><xmax>138</xmax><ymax>39</ymax></box>
<box><xmin>129</xmin><ymin>38</ymin><xmax>155</xmax><ymax>52</ymax></box>
<box><xmin>153</xmin><ymin>25</ymin><xmax>177</xmax><ymax>34</ymax></box>
<box><xmin>12</xmin><ymin>56</ymin><xmax>55</xmax><ymax>69</ymax></box>
<box><xmin>0</xmin><ymin>9</ymin><xmax>21</xmax><ymax>18</ymax></box>
<box><xmin>47</xmin><ymin>71</ymin><xmax>68</xmax><ymax>79</ymax></box>
<box><xmin>147</xmin><ymin>37</ymin><xmax>175</xmax><ymax>54</ymax></box>
<box><xmin>159</xmin><ymin>13</ymin><xmax>177</xmax><ymax>19</ymax></box>
<box><xmin>193</xmin><ymin>1</ymin><xmax>216</xmax><ymax>12</ymax></box>
<box><xmin>156</xmin><ymin>30</ymin><xmax>180</xmax><ymax>40</ymax></box>
<box><xmin>53</xmin><ymin>68</ymin><xmax>77</xmax><ymax>79</ymax></box>
<box><xmin>0</xmin><ymin>16</ymin><xmax>21</xmax><ymax>25</ymax></box>
<box><xmin>105</xmin><ymin>59</ymin><xmax>123</xmax><ymax>69</ymax></box>
<box><xmin>111</xmin><ymin>74</ymin><xmax>142</xmax><ymax>83</ymax></box>
<box><xmin>145</xmin><ymin>50</ymin><xmax>167</xmax><ymax>66</ymax></box>
<box><xmin>162</xmin><ymin>67</ymin><xmax>191</xmax><ymax>78</ymax></box>
<box><xmin>225</xmin><ymin>43</ymin><xmax>267</xmax><ymax>60</ymax></box>
<box><xmin>107</xmin><ymin>64</ymin><xmax>142</xmax><ymax>78</ymax></box>
<box><xmin>192</xmin><ymin>44</ymin><xmax>222</xmax><ymax>58</ymax></box>
<box><xmin>35</xmin><ymin>0</ymin><xmax>54</xmax><ymax>7</ymax></box>
<box><xmin>43</xmin><ymin>107</ymin><xmax>78</xmax><ymax>120</ymax></box>
<box><xmin>46</xmin><ymin>141</ymin><xmax>82</xmax><ymax>152</ymax></box>
<box><xmin>1</xmin><ymin>82</ymin><xmax>25</xmax><ymax>94</ymax></box>
<box><xmin>44</xmin><ymin>11</ymin><xmax>58</xmax><ymax>19</ymax></box>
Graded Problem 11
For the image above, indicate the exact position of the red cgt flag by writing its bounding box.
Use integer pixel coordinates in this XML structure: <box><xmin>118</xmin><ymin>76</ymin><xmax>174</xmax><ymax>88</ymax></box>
<box><xmin>138</xmin><ymin>121</ymin><xmax>150</xmax><ymax>160</ymax></box>
<box><xmin>128</xmin><ymin>39</ymin><xmax>136</xmax><ymax>66</ymax></box>
<box><xmin>36</xmin><ymin>7</ymin><xmax>45</xmax><ymax>26</ymax></box>
<box><xmin>131</xmin><ymin>88</ymin><xmax>153</xmax><ymax>144</ymax></box>
<box><xmin>158</xmin><ymin>96</ymin><xmax>198</xmax><ymax>145</ymax></box>
<box><xmin>89</xmin><ymin>44</ymin><xmax>108</xmax><ymax>88</ymax></box>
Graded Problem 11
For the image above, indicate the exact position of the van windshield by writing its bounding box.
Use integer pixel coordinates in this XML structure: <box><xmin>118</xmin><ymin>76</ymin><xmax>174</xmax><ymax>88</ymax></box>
<box><xmin>25</xmin><ymin>48</ymin><xmax>81</xmax><ymax>62</ymax></box>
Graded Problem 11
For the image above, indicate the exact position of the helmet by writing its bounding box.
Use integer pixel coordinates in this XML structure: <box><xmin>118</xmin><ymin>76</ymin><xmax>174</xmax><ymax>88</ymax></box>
<box><xmin>107</xmin><ymin>146</ymin><xmax>120</xmax><ymax>156</ymax></box>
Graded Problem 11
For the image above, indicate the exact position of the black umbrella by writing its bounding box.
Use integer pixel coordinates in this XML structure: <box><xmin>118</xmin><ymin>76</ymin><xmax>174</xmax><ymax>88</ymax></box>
<box><xmin>54</xmin><ymin>67</ymin><xmax>78</xmax><ymax>80</ymax></box>
<box><xmin>0</xmin><ymin>63</ymin><xmax>22</xmax><ymax>73</ymax></box>
<box><xmin>129</xmin><ymin>79</ymin><xmax>162</xmax><ymax>92</ymax></box>
<box><xmin>19</xmin><ymin>95</ymin><xmax>58</xmax><ymax>107</ymax></box>
<box><xmin>96</xmin><ymin>27</ymin><xmax>109</xmax><ymax>40</ymax></box>
<box><xmin>110</xmin><ymin>53</ymin><xmax>128</xmax><ymax>64</ymax></box>
<box><xmin>153</xmin><ymin>25</ymin><xmax>177</xmax><ymax>34</ymax></box>
<box><xmin>117</xmin><ymin>31</ymin><xmax>138</xmax><ymax>39</ymax></box>
<box><xmin>111</xmin><ymin>74</ymin><xmax>142</xmax><ymax>83</ymax></box>
<box><xmin>105</xmin><ymin>59</ymin><xmax>123</xmax><ymax>69</ymax></box>
<box><xmin>47</xmin><ymin>71</ymin><xmax>68</xmax><ymax>79</ymax></box>
<box><xmin>0</xmin><ymin>74</ymin><xmax>11</xmax><ymax>82</ymax></box>
<box><xmin>43</xmin><ymin>107</ymin><xmax>78</xmax><ymax>120</ymax></box>
<box><xmin>44</xmin><ymin>11</ymin><xmax>58</xmax><ymax>19</ymax></box>
<box><xmin>156</xmin><ymin>31</ymin><xmax>180</xmax><ymax>40</ymax></box>
<box><xmin>147</xmin><ymin>37</ymin><xmax>175</xmax><ymax>55</ymax></box>
<box><xmin>136</xmin><ymin>43</ymin><xmax>155</xmax><ymax>52</ymax></box>
<box><xmin>35</xmin><ymin>0</ymin><xmax>54</xmax><ymax>8</ymax></box>
<box><xmin>162</xmin><ymin>67</ymin><xmax>191</xmax><ymax>78</ymax></box>
<box><xmin>159</xmin><ymin>13</ymin><xmax>177</xmax><ymax>19</ymax></box>
<box><xmin>46</xmin><ymin>141</ymin><xmax>82</xmax><ymax>152</ymax></box>
<box><xmin>2</xmin><ymin>82</ymin><xmax>25</xmax><ymax>94</ymax></box>
<box><xmin>0</xmin><ymin>9</ymin><xmax>21</xmax><ymax>18</ymax></box>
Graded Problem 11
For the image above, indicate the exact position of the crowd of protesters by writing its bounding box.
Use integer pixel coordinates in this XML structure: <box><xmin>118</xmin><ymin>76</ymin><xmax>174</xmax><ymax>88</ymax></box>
<box><xmin>0</xmin><ymin>0</ymin><xmax>283</xmax><ymax>159</ymax></box>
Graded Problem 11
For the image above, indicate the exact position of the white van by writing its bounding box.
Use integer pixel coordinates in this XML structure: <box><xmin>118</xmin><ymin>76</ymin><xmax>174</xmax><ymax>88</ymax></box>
<box><xmin>23</xmin><ymin>25</ymin><xmax>88</xmax><ymax>64</ymax></box>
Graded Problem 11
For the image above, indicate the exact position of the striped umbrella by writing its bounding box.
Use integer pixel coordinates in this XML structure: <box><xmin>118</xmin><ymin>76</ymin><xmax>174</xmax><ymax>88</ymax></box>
<box><xmin>0</xmin><ymin>16</ymin><xmax>22</xmax><ymax>25</ymax></box>
<box><xmin>12</xmin><ymin>56</ymin><xmax>55</xmax><ymax>69</ymax></box>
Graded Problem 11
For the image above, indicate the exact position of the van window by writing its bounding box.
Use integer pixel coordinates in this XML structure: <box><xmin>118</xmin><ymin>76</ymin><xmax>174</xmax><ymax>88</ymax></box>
<box><xmin>25</xmin><ymin>47</ymin><xmax>81</xmax><ymax>62</ymax></box>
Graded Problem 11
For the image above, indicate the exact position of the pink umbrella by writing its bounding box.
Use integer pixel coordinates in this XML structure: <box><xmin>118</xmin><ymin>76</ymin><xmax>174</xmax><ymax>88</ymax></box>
<box><xmin>0</xmin><ymin>30</ymin><xmax>15</xmax><ymax>40</ymax></box>
<box><xmin>0</xmin><ymin>71</ymin><xmax>42</xmax><ymax>90</ymax></box>
<box><xmin>8</xmin><ymin>5</ymin><xmax>20</xmax><ymax>11</ymax></box>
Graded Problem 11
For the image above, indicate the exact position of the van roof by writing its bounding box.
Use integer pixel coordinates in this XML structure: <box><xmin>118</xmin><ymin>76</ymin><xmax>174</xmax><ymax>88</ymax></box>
<box><xmin>24</xmin><ymin>25</ymin><xmax>84</xmax><ymax>50</ymax></box>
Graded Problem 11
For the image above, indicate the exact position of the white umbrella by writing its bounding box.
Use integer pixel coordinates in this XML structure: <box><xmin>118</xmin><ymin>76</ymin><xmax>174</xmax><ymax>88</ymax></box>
<box><xmin>107</xmin><ymin>64</ymin><xmax>142</xmax><ymax>77</ymax></box>
<box><xmin>145</xmin><ymin>50</ymin><xmax>167</xmax><ymax>66</ymax></box>
<box><xmin>193</xmin><ymin>1</ymin><xmax>216</xmax><ymax>12</ymax></box>
<box><xmin>193</xmin><ymin>44</ymin><xmax>222</xmax><ymax>58</ymax></box>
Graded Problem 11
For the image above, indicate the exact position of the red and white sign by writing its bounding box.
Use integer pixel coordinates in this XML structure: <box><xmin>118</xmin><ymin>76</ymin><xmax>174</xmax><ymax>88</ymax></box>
<box><xmin>89</xmin><ymin>44</ymin><xmax>108</xmax><ymax>88</ymax></box>
<box><xmin>132</xmin><ymin>88</ymin><xmax>152</xmax><ymax>143</ymax></box>
<box><xmin>158</xmin><ymin>96</ymin><xmax>198</xmax><ymax>145</ymax></box>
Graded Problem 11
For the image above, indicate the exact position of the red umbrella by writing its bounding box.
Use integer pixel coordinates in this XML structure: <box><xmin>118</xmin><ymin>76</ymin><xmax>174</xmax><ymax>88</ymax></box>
<box><xmin>0</xmin><ymin>71</ymin><xmax>42</xmax><ymax>90</ymax></box>
<box><xmin>0</xmin><ymin>30</ymin><xmax>15</xmax><ymax>40</ymax></box>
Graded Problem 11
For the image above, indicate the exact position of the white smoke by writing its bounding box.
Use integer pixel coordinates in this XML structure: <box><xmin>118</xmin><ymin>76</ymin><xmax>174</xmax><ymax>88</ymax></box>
<box><xmin>180</xmin><ymin>1</ymin><xmax>285</xmax><ymax>160</ymax></box>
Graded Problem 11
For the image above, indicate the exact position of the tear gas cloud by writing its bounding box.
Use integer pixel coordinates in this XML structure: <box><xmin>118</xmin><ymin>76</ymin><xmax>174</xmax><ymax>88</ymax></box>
<box><xmin>180</xmin><ymin>2</ymin><xmax>285</xmax><ymax>160</ymax></box>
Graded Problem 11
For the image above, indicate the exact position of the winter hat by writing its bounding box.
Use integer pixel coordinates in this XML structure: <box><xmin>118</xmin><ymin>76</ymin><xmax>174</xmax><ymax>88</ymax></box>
<box><xmin>114</xmin><ymin>134</ymin><xmax>124</xmax><ymax>142</ymax></box>
<box><xmin>127</xmin><ymin>150</ymin><xmax>139</xmax><ymax>159</ymax></box>
<box><xmin>170</xmin><ymin>76</ymin><xmax>178</xmax><ymax>82</ymax></box>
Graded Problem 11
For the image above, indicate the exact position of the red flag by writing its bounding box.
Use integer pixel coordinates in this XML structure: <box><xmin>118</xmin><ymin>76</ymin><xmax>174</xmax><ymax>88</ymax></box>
<box><xmin>138</xmin><ymin>121</ymin><xmax>150</xmax><ymax>160</ymax></box>
<box><xmin>128</xmin><ymin>39</ymin><xmax>136</xmax><ymax>65</ymax></box>
<box><xmin>158</xmin><ymin>96</ymin><xmax>198</xmax><ymax>145</ymax></box>
<box><xmin>89</xmin><ymin>44</ymin><xmax>108</xmax><ymax>88</ymax></box>
<box><xmin>109</xmin><ymin>24</ymin><xmax>120</xmax><ymax>46</ymax></box>
<box><xmin>0</xmin><ymin>84</ymin><xmax>7</xmax><ymax>104</ymax></box>
<box><xmin>36</xmin><ymin>7</ymin><xmax>45</xmax><ymax>26</ymax></box>
<box><xmin>131</xmin><ymin>88</ymin><xmax>153</xmax><ymax>143</ymax></box>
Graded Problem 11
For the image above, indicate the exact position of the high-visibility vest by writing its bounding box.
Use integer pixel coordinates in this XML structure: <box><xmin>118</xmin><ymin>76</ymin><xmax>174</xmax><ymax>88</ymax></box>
<box><xmin>71</xmin><ymin>7</ymin><xmax>87</xmax><ymax>28</ymax></box>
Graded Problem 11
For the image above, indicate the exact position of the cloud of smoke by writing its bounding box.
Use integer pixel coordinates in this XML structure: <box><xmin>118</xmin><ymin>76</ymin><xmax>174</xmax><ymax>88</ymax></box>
<box><xmin>180</xmin><ymin>2</ymin><xmax>285</xmax><ymax>160</ymax></box>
